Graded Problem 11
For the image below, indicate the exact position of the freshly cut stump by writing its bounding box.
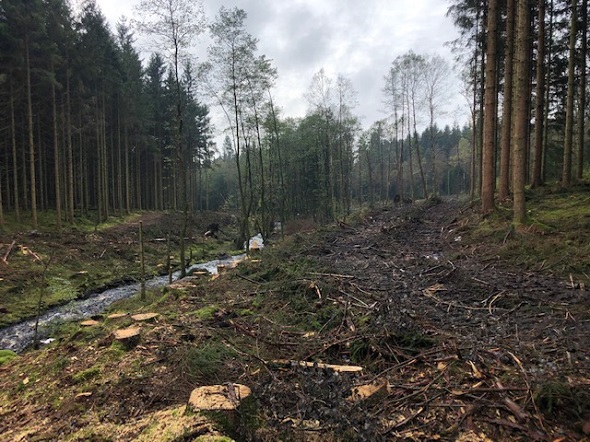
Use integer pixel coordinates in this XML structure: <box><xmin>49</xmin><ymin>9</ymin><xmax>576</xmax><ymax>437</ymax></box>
<box><xmin>131</xmin><ymin>312</ymin><xmax>159</xmax><ymax>322</ymax></box>
<box><xmin>80</xmin><ymin>320</ymin><xmax>99</xmax><ymax>327</ymax></box>
<box><xmin>107</xmin><ymin>313</ymin><xmax>128</xmax><ymax>319</ymax></box>
<box><xmin>113</xmin><ymin>327</ymin><xmax>141</xmax><ymax>349</ymax></box>
<box><xmin>188</xmin><ymin>384</ymin><xmax>252</xmax><ymax>411</ymax></box>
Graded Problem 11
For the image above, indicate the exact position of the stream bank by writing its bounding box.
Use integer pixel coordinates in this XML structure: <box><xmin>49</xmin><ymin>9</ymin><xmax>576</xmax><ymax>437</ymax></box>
<box><xmin>0</xmin><ymin>254</ymin><xmax>246</xmax><ymax>352</ymax></box>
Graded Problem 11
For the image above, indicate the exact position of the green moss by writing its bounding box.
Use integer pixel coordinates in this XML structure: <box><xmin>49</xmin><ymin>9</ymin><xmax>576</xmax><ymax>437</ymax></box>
<box><xmin>194</xmin><ymin>436</ymin><xmax>234</xmax><ymax>442</ymax></box>
<box><xmin>177</xmin><ymin>343</ymin><xmax>236</xmax><ymax>382</ymax></box>
<box><xmin>0</xmin><ymin>349</ymin><xmax>18</xmax><ymax>365</ymax></box>
<box><xmin>72</xmin><ymin>366</ymin><xmax>101</xmax><ymax>384</ymax></box>
<box><xmin>50</xmin><ymin>356</ymin><xmax>70</xmax><ymax>373</ymax></box>
<box><xmin>467</xmin><ymin>190</ymin><xmax>590</xmax><ymax>283</ymax></box>
<box><xmin>192</xmin><ymin>305</ymin><xmax>219</xmax><ymax>320</ymax></box>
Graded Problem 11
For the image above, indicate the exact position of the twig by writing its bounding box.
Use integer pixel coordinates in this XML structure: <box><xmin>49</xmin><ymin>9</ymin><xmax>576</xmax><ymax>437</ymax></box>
<box><xmin>228</xmin><ymin>319</ymin><xmax>257</xmax><ymax>338</ymax></box>
<box><xmin>503</xmin><ymin>227</ymin><xmax>513</xmax><ymax>244</ymax></box>
<box><xmin>237</xmin><ymin>274</ymin><xmax>261</xmax><ymax>285</ymax></box>
<box><xmin>1</xmin><ymin>240</ymin><xmax>15</xmax><ymax>265</ymax></box>
<box><xmin>382</xmin><ymin>407</ymin><xmax>425</xmax><ymax>434</ymax></box>
<box><xmin>422</xmin><ymin>290</ymin><xmax>490</xmax><ymax>312</ymax></box>
<box><xmin>219</xmin><ymin>335</ymin><xmax>277</xmax><ymax>381</ymax></box>
<box><xmin>505</xmin><ymin>352</ymin><xmax>546</xmax><ymax>432</ymax></box>
<box><xmin>336</xmin><ymin>291</ymin><xmax>371</xmax><ymax>308</ymax></box>
<box><xmin>369</xmin><ymin>347</ymin><xmax>447</xmax><ymax>383</ymax></box>
<box><xmin>304</xmin><ymin>334</ymin><xmax>367</xmax><ymax>360</ymax></box>
<box><xmin>471</xmin><ymin>276</ymin><xmax>490</xmax><ymax>286</ymax></box>
<box><xmin>422</xmin><ymin>264</ymin><xmax>445</xmax><ymax>275</ymax></box>
<box><xmin>479</xmin><ymin>417</ymin><xmax>527</xmax><ymax>432</ymax></box>
<box><xmin>389</xmin><ymin>369</ymin><xmax>447</xmax><ymax>406</ymax></box>
<box><xmin>310</xmin><ymin>272</ymin><xmax>355</xmax><ymax>279</ymax></box>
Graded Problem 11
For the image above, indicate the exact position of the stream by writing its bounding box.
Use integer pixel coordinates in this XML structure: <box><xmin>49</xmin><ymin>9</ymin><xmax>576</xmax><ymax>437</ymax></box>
<box><xmin>0</xmin><ymin>254</ymin><xmax>246</xmax><ymax>353</ymax></box>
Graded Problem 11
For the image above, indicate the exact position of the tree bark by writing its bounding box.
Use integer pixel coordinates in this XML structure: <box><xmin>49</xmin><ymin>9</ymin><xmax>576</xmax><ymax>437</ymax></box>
<box><xmin>561</xmin><ymin>0</ymin><xmax>577</xmax><ymax>188</ymax></box>
<box><xmin>532</xmin><ymin>0</ymin><xmax>546</xmax><ymax>188</ymax></box>
<box><xmin>25</xmin><ymin>36</ymin><xmax>38</xmax><ymax>229</ymax></box>
<box><xmin>512</xmin><ymin>0</ymin><xmax>531</xmax><ymax>224</ymax></box>
<box><xmin>51</xmin><ymin>64</ymin><xmax>62</xmax><ymax>230</ymax></box>
<box><xmin>575</xmin><ymin>0</ymin><xmax>587</xmax><ymax>180</ymax></box>
<box><xmin>10</xmin><ymin>78</ymin><xmax>20</xmax><ymax>222</ymax></box>
<box><xmin>482</xmin><ymin>0</ymin><xmax>499</xmax><ymax>214</ymax></box>
<box><xmin>499</xmin><ymin>0</ymin><xmax>516</xmax><ymax>199</ymax></box>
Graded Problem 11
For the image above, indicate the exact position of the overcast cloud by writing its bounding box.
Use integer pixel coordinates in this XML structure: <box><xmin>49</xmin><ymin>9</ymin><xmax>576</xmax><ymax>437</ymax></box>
<box><xmin>97</xmin><ymin>0</ymin><xmax>465</xmax><ymax>145</ymax></box>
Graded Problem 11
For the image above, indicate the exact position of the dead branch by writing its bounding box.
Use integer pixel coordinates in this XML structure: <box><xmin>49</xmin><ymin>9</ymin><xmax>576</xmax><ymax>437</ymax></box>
<box><xmin>1</xmin><ymin>241</ymin><xmax>15</xmax><ymax>265</ymax></box>
<box><xmin>310</xmin><ymin>272</ymin><xmax>355</xmax><ymax>279</ymax></box>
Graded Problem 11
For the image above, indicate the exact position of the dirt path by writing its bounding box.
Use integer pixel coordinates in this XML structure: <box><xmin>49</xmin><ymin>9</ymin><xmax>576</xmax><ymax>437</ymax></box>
<box><xmin>251</xmin><ymin>199</ymin><xmax>590</xmax><ymax>440</ymax></box>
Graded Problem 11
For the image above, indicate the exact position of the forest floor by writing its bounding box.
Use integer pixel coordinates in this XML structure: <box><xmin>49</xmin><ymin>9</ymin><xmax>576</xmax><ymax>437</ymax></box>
<box><xmin>0</xmin><ymin>190</ymin><xmax>589</xmax><ymax>441</ymax></box>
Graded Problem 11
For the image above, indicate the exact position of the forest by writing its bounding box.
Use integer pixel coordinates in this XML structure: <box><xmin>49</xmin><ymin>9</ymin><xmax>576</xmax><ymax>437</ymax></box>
<box><xmin>0</xmin><ymin>0</ymin><xmax>590</xmax><ymax>440</ymax></box>
<box><xmin>1</xmin><ymin>0</ymin><xmax>586</xmax><ymax>240</ymax></box>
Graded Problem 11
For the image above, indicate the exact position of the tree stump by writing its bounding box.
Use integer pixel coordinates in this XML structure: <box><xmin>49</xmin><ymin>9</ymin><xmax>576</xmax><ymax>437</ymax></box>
<box><xmin>188</xmin><ymin>384</ymin><xmax>251</xmax><ymax>411</ymax></box>
<box><xmin>107</xmin><ymin>313</ymin><xmax>127</xmax><ymax>320</ymax></box>
<box><xmin>113</xmin><ymin>327</ymin><xmax>141</xmax><ymax>349</ymax></box>
<box><xmin>131</xmin><ymin>312</ymin><xmax>159</xmax><ymax>322</ymax></box>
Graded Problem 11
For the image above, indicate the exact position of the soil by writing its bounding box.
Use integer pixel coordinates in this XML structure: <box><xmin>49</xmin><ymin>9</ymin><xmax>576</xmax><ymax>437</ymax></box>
<box><xmin>0</xmin><ymin>199</ymin><xmax>589</xmax><ymax>441</ymax></box>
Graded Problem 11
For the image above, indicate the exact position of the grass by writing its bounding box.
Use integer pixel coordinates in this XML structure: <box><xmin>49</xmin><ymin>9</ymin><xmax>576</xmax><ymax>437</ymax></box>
<box><xmin>534</xmin><ymin>379</ymin><xmax>589</xmax><ymax>419</ymax></box>
<box><xmin>466</xmin><ymin>187</ymin><xmax>590</xmax><ymax>284</ymax></box>
<box><xmin>176</xmin><ymin>342</ymin><xmax>237</xmax><ymax>383</ymax></box>
<box><xmin>191</xmin><ymin>305</ymin><xmax>220</xmax><ymax>320</ymax></box>
<box><xmin>72</xmin><ymin>366</ymin><xmax>101</xmax><ymax>384</ymax></box>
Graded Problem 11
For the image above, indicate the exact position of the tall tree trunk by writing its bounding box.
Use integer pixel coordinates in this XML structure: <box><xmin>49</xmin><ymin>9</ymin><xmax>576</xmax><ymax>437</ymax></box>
<box><xmin>0</xmin><ymin>165</ymin><xmax>3</xmax><ymax>227</ymax></box>
<box><xmin>411</xmin><ymin>96</ymin><xmax>428</xmax><ymax>199</ymax></box>
<box><xmin>499</xmin><ymin>0</ymin><xmax>516</xmax><ymax>199</ymax></box>
<box><xmin>51</xmin><ymin>65</ymin><xmax>62</xmax><ymax>230</ymax></box>
<box><xmin>575</xmin><ymin>0</ymin><xmax>587</xmax><ymax>180</ymax></box>
<box><xmin>268</xmin><ymin>92</ymin><xmax>286</xmax><ymax>237</ymax></box>
<box><xmin>405</xmin><ymin>95</ymin><xmax>415</xmax><ymax>201</ymax></box>
<box><xmin>96</xmin><ymin>99</ymin><xmax>103</xmax><ymax>224</ymax></box>
<box><xmin>513</xmin><ymin>0</ymin><xmax>531</xmax><ymax>224</ymax></box>
<box><xmin>25</xmin><ymin>37</ymin><xmax>38</xmax><ymax>229</ymax></box>
<box><xmin>10</xmin><ymin>78</ymin><xmax>20</xmax><ymax>222</ymax></box>
<box><xmin>532</xmin><ymin>0</ymin><xmax>547</xmax><ymax>188</ymax></box>
<box><xmin>65</xmin><ymin>64</ymin><xmax>74</xmax><ymax>223</ymax></box>
<box><xmin>561</xmin><ymin>0</ymin><xmax>577</xmax><ymax>188</ymax></box>
<box><xmin>542</xmin><ymin>0</ymin><xmax>554</xmax><ymax>182</ymax></box>
<box><xmin>482</xmin><ymin>0</ymin><xmax>499</xmax><ymax>214</ymax></box>
<box><xmin>470</xmin><ymin>58</ymin><xmax>477</xmax><ymax>200</ymax></box>
<box><xmin>124</xmin><ymin>124</ymin><xmax>130</xmax><ymax>214</ymax></box>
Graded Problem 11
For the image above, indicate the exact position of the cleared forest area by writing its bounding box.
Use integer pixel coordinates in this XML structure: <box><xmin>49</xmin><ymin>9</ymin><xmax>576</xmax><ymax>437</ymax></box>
<box><xmin>0</xmin><ymin>191</ymin><xmax>589</xmax><ymax>441</ymax></box>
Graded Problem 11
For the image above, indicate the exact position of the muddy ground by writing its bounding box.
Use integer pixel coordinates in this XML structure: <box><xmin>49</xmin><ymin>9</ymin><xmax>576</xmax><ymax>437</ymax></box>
<box><xmin>0</xmin><ymin>199</ymin><xmax>589</xmax><ymax>441</ymax></box>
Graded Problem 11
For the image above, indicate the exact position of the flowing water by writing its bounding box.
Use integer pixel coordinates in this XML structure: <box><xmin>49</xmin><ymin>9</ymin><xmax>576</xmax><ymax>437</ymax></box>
<box><xmin>0</xmin><ymin>254</ymin><xmax>246</xmax><ymax>353</ymax></box>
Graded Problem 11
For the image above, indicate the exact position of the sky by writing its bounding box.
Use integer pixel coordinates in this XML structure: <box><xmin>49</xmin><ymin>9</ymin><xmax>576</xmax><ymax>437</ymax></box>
<box><xmin>96</xmin><ymin>0</ymin><xmax>466</xmax><ymax>148</ymax></box>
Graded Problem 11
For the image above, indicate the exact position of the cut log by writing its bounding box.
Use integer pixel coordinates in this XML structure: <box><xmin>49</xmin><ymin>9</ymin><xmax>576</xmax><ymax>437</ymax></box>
<box><xmin>113</xmin><ymin>327</ymin><xmax>141</xmax><ymax>349</ymax></box>
<box><xmin>188</xmin><ymin>384</ymin><xmax>252</xmax><ymax>411</ymax></box>
<box><xmin>272</xmin><ymin>359</ymin><xmax>363</xmax><ymax>373</ymax></box>
<box><xmin>80</xmin><ymin>320</ymin><xmax>99</xmax><ymax>327</ymax></box>
<box><xmin>131</xmin><ymin>312</ymin><xmax>159</xmax><ymax>322</ymax></box>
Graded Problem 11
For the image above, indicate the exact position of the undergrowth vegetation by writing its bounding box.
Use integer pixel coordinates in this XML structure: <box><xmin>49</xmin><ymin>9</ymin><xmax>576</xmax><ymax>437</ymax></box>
<box><xmin>465</xmin><ymin>186</ymin><xmax>590</xmax><ymax>286</ymax></box>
